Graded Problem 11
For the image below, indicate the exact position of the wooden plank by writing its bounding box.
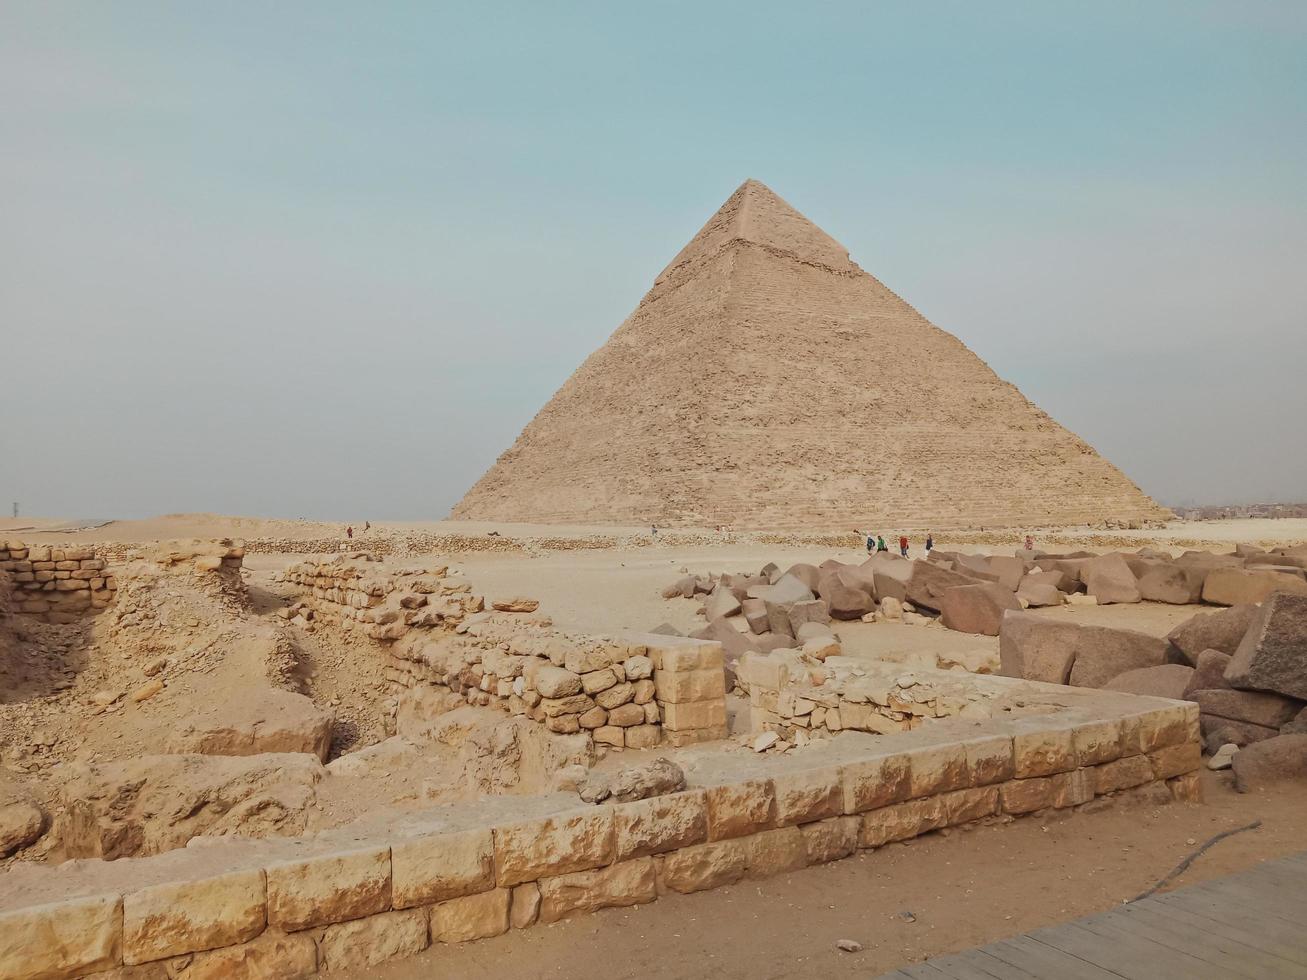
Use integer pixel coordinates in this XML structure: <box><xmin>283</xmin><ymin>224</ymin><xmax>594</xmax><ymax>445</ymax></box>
<box><xmin>916</xmin><ymin>951</ymin><xmax>1013</xmax><ymax>980</ymax></box>
<box><xmin>1074</xmin><ymin>915</ymin><xmax>1237</xmax><ymax>979</ymax></box>
<box><xmin>893</xmin><ymin>963</ymin><xmax>957</xmax><ymax>980</ymax></box>
<box><xmin>1156</xmin><ymin>889</ymin><xmax>1307</xmax><ymax>959</ymax></box>
<box><xmin>1101</xmin><ymin>904</ymin><xmax>1294</xmax><ymax>980</ymax></box>
<box><xmin>1121</xmin><ymin>903</ymin><xmax>1307</xmax><ymax>978</ymax></box>
<box><xmin>1032</xmin><ymin>920</ymin><xmax>1221</xmax><ymax>980</ymax></box>
<box><xmin>1166</xmin><ymin>875</ymin><xmax>1307</xmax><ymax>928</ymax></box>
<box><xmin>1141</xmin><ymin>896</ymin><xmax>1307</xmax><ymax>965</ymax></box>
<box><xmin>983</xmin><ymin>936</ymin><xmax>1125</xmax><ymax>980</ymax></box>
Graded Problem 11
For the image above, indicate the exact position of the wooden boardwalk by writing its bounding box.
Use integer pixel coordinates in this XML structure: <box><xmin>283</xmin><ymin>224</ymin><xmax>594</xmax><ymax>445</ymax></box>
<box><xmin>878</xmin><ymin>851</ymin><xmax>1307</xmax><ymax>979</ymax></box>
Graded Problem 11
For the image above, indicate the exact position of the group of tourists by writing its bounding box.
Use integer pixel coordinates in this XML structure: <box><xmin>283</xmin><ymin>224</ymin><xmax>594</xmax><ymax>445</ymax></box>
<box><xmin>859</xmin><ymin>530</ymin><xmax>934</xmax><ymax>557</ymax></box>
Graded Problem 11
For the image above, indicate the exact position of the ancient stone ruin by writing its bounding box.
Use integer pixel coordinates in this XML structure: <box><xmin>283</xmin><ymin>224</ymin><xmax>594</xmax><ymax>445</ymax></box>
<box><xmin>0</xmin><ymin>532</ymin><xmax>1222</xmax><ymax>980</ymax></box>
<box><xmin>452</xmin><ymin>179</ymin><xmax>1170</xmax><ymax>529</ymax></box>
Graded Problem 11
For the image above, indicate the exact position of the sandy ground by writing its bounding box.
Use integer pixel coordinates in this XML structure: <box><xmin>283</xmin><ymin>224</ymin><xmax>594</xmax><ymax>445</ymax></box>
<box><xmin>3</xmin><ymin>513</ymin><xmax>1306</xmax><ymax>551</ymax></box>
<box><xmin>333</xmin><ymin>771</ymin><xmax>1307</xmax><ymax>980</ymax></box>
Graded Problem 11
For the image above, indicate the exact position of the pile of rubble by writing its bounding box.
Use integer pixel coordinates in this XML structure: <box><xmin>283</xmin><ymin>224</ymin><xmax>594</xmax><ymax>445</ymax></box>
<box><xmin>1001</xmin><ymin>591</ymin><xmax>1307</xmax><ymax>789</ymax></box>
<box><xmin>736</xmin><ymin>652</ymin><xmax>997</xmax><ymax>750</ymax></box>
<box><xmin>664</xmin><ymin>542</ymin><xmax>1307</xmax><ymax>649</ymax></box>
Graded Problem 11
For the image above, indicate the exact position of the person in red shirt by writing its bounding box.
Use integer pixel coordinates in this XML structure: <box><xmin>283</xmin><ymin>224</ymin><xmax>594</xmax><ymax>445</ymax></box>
<box><xmin>899</xmin><ymin>535</ymin><xmax>909</xmax><ymax>557</ymax></box>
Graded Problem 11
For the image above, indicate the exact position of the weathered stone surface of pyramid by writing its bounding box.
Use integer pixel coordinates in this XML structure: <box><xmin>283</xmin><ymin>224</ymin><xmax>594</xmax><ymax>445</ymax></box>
<box><xmin>453</xmin><ymin>180</ymin><xmax>1169</xmax><ymax>529</ymax></box>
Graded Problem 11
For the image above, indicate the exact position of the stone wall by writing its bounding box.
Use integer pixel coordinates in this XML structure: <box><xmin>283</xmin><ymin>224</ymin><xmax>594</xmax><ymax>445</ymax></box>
<box><xmin>283</xmin><ymin>560</ymin><xmax>729</xmax><ymax>751</ymax></box>
<box><xmin>389</xmin><ymin>626</ymin><xmax>726</xmax><ymax>750</ymax></box>
<box><xmin>0</xmin><ymin>541</ymin><xmax>116</xmax><ymax>624</ymax></box>
<box><xmin>0</xmin><ymin>694</ymin><xmax>1202</xmax><ymax>980</ymax></box>
<box><xmin>281</xmin><ymin>560</ymin><xmax>481</xmax><ymax>641</ymax></box>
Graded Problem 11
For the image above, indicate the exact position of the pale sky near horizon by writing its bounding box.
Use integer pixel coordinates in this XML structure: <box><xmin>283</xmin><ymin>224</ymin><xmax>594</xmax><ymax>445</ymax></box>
<box><xmin>3</xmin><ymin>2</ymin><xmax>1305</xmax><ymax>521</ymax></box>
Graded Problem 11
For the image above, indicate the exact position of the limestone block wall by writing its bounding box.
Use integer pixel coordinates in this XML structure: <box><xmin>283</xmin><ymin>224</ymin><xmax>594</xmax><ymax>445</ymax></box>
<box><xmin>0</xmin><ymin>695</ymin><xmax>1202</xmax><ymax>980</ymax></box>
<box><xmin>388</xmin><ymin>627</ymin><xmax>727</xmax><ymax>750</ymax></box>
<box><xmin>0</xmin><ymin>541</ymin><xmax>117</xmax><ymax>623</ymax></box>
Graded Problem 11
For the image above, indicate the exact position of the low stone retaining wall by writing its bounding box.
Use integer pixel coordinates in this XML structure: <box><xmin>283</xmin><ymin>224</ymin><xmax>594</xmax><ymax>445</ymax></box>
<box><xmin>0</xmin><ymin>691</ymin><xmax>1200</xmax><ymax>980</ymax></box>
<box><xmin>0</xmin><ymin>541</ymin><xmax>116</xmax><ymax>623</ymax></box>
<box><xmin>281</xmin><ymin>560</ymin><xmax>481</xmax><ymax>641</ymax></box>
<box><xmin>390</xmin><ymin>627</ymin><xmax>728</xmax><ymax>749</ymax></box>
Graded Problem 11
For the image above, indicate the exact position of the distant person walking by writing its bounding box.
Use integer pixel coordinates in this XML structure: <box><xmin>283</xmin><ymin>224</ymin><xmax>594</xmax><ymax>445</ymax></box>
<box><xmin>346</xmin><ymin>526</ymin><xmax>353</xmax><ymax>540</ymax></box>
<box><xmin>899</xmin><ymin>535</ymin><xmax>909</xmax><ymax>557</ymax></box>
<box><xmin>364</xmin><ymin>521</ymin><xmax>371</xmax><ymax>533</ymax></box>
<box><xmin>1024</xmin><ymin>534</ymin><xmax>1034</xmax><ymax>551</ymax></box>
<box><xmin>877</xmin><ymin>535</ymin><xmax>888</xmax><ymax>553</ymax></box>
<box><xmin>866</xmin><ymin>532</ymin><xmax>875</xmax><ymax>554</ymax></box>
<box><xmin>926</xmin><ymin>533</ymin><xmax>934</xmax><ymax>554</ymax></box>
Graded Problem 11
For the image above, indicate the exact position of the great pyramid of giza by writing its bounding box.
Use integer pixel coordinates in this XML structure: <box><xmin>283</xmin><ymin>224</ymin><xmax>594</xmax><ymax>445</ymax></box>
<box><xmin>453</xmin><ymin>180</ymin><xmax>1169</xmax><ymax>529</ymax></box>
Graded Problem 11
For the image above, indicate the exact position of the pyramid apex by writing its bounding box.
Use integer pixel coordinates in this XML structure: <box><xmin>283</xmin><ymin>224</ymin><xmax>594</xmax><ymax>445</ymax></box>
<box><xmin>655</xmin><ymin>179</ymin><xmax>853</xmax><ymax>286</ymax></box>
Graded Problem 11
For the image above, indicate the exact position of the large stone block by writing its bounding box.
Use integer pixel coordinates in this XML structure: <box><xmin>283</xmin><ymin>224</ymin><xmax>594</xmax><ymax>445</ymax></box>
<box><xmin>1148</xmin><ymin>742</ymin><xmax>1201</xmax><ymax>780</ymax></box>
<box><xmin>1231</xmin><ymin>734</ymin><xmax>1307</xmax><ymax>792</ymax></box>
<box><xmin>1092</xmin><ymin>754</ymin><xmax>1154</xmax><ymax>795</ymax></box>
<box><xmin>1191</xmin><ymin>688</ymin><xmax>1304</xmax><ymax>729</ymax></box>
<box><xmin>265</xmin><ymin>844</ymin><xmax>391</xmax><ymax>932</ymax></box>
<box><xmin>493</xmin><ymin>807</ymin><xmax>615</xmax><ymax>886</ymax></box>
<box><xmin>1137</xmin><ymin>563</ymin><xmax>1206</xmax><ymax>604</ymax></box>
<box><xmin>1012</xmin><ymin>721</ymin><xmax>1076</xmax><ymax>777</ymax></box>
<box><xmin>938</xmin><ymin>583</ymin><xmax>1020</xmax><ymax>636</ymax></box>
<box><xmin>1083</xmin><ymin>554</ymin><xmax>1141</xmax><ymax>604</ymax></box>
<box><xmin>705</xmin><ymin>778</ymin><xmax>774</xmax><ymax>840</ymax></box>
<box><xmin>640</xmin><ymin>633</ymin><xmax>724</xmax><ymax>671</ymax></box>
<box><xmin>906</xmin><ymin>743</ymin><xmax>968</xmax><ymax>797</ymax></box>
<box><xmin>1225</xmin><ymin>593</ymin><xmax>1307</xmax><ymax>700</ymax></box>
<box><xmin>1104</xmin><ymin>664</ymin><xmax>1194</xmax><ymax>701</ymax></box>
<box><xmin>318</xmin><ymin>908</ymin><xmax>428</xmax><ymax>972</ymax></box>
<box><xmin>941</xmin><ymin>785</ymin><xmax>1001</xmax><ymax>824</ymax></box>
<box><xmin>660</xmin><ymin>699</ymin><xmax>727</xmax><ymax>731</ymax></box>
<box><xmin>841</xmin><ymin>752</ymin><xmax>912</xmax><ymax>812</ymax></box>
<box><xmin>123</xmin><ymin>869</ymin><xmax>264</xmax><ymax>964</ymax></box>
<box><xmin>657</xmin><ymin>838</ymin><xmax>749</xmax><ymax>893</ymax></box>
<box><xmin>537</xmin><ymin>858</ymin><xmax>656</xmax><ymax>923</ymax></box>
<box><xmin>799</xmin><ymin>816</ymin><xmax>861</xmax><ymax>864</ymax></box>
<box><xmin>859</xmin><ymin>796</ymin><xmax>947</xmax><ymax>846</ymax></box>
<box><xmin>0</xmin><ymin>894</ymin><xmax>122</xmax><ymax>980</ymax></box>
<box><xmin>1067</xmin><ymin>628</ymin><xmax>1169</xmax><ymax>688</ymax></box>
<box><xmin>770</xmin><ymin>767</ymin><xmax>843</xmax><ymax>825</ymax></box>
<box><xmin>1183</xmin><ymin>649</ymin><xmax>1233</xmax><ymax>697</ymax></box>
<box><xmin>1202</xmin><ymin>568</ymin><xmax>1307</xmax><ymax>606</ymax></box>
<box><xmin>653</xmin><ymin>667</ymin><xmax>726</xmax><ymax>703</ymax></box>
<box><xmin>1071</xmin><ymin>718</ymin><xmax>1123</xmax><ymax>767</ymax></box>
<box><xmin>902</xmin><ymin>561</ymin><xmax>985</xmax><ymax>612</ymax></box>
<box><xmin>997</xmin><ymin>612</ymin><xmax>1078</xmax><ymax>684</ymax></box>
<box><xmin>614</xmin><ymin>790</ymin><xmax>708</xmax><ymax>860</ymax></box>
<box><xmin>744</xmin><ymin>826</ymin><xmax>807</xmax><ymax>877</ymax></box>
<box><xmin>998</xmin><ymin>777</ymin><xmax>1055</xmax><ymax>814</ymax></box>
<box><xmin>391</xmin><ymin>827</ymin><xmax>494</xmax><ymax>908</ymax></box>
<box><xmin>1167</xmin><ymin>604</ymin><xmax>1259</xmax><ymax>664</ymax></box>
<box><xmin>178</xmin><ymin>929</ymin><xmax>316</xmax><ymax>980</ymax></box>
<box><xmin>430</xmin><ymin>888</ymin><xmax>511</xmax><ymax>943</ymax></box>
<box><xmin>961</xmin><ymin>735</ymin><xmax>1015</xmax><ymax>785</ymax></box>
<box><xmin>165</xmin><ymin>688</ymin><xmax>334</xmax><ymax>762</ymax></box>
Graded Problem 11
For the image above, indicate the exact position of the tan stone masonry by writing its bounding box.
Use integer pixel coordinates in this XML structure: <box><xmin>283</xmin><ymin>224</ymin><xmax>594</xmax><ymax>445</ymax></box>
<box><xmin>0</xmin><ymin>687</ymin><xmax>1201</xmax><ymax>980</ymax></box>
<box><xmin>0</xmin><ymin>541</ymin><xmax>117</xmax><ymax>623</ymax></box>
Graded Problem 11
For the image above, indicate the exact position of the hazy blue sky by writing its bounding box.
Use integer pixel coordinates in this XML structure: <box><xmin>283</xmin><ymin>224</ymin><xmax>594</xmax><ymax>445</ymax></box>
<box><xmin>3</xmin><ymin>2</ymin><xmax>1305</xmax><ymax>520</ymax></box>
